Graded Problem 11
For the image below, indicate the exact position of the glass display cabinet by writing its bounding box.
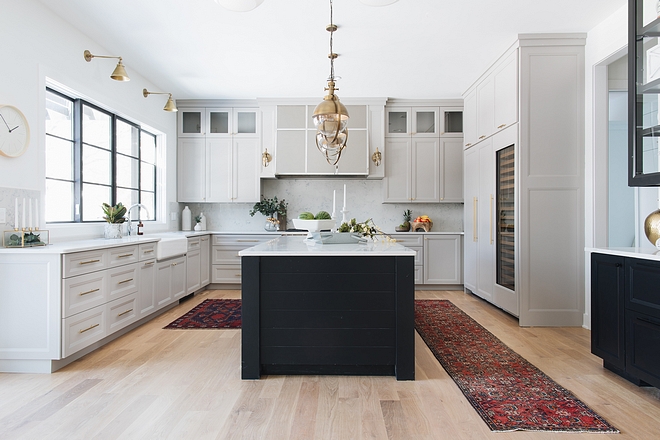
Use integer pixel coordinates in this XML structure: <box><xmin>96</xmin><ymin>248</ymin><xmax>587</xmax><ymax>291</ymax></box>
<box><xmin>629</xmin><ymin>0</ymin><xmax>660</xmax><ymax>185</ymax></box>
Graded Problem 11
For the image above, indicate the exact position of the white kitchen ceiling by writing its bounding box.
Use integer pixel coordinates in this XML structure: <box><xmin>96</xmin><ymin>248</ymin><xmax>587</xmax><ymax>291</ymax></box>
<box><xmin>38</xmin><ymin>0</ymin><xmax>626</xmax><ymax>100</ymax></box>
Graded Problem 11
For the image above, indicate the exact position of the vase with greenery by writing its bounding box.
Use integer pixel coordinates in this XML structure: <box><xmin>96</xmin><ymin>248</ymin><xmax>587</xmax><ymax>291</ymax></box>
<box><xmin>249</xmin><ymin>196</ymin><xmax>288</xmax><ymax>232</ymax></box>
<box><xmin>102</xmin><ymin>202</ymin><xmax>127</xmax><ymax>239</ymax></box>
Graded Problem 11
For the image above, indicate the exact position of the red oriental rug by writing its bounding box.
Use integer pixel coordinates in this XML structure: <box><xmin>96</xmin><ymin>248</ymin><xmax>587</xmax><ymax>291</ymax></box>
<box><xmin>163</xmin><ymin>299</ymin><xmax>241</xmax><ymax>329</ymax></box>
<box><xmin>415</xmin><ymin>300</ymin><xmax>618</xmax><ymax>433</ymax></box>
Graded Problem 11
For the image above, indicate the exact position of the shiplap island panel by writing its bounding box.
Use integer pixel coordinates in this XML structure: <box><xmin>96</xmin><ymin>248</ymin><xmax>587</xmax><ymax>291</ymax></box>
<box><xmin>239</xmin><ymin>236</ymin><xmax>415</xmax><ymax>380</ymax></box>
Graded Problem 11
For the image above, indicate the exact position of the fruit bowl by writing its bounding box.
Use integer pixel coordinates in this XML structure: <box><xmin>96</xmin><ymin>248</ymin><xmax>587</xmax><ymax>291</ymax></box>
<box><xmin>292</xmin><ymin>218</ymin><xmax>336</xmax><ymax>232</ymax></box>
<box><xmin>411</xmin><ymin>221</ymin><xmax>433</xmax><ymax>232</ymax></box>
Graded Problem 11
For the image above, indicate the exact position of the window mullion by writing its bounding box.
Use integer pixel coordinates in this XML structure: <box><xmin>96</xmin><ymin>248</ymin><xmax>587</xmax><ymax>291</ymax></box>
<box><xmin>73</xmin><ymin>99</ymin><xmax>82</xmax><ymax>222</ymax></box>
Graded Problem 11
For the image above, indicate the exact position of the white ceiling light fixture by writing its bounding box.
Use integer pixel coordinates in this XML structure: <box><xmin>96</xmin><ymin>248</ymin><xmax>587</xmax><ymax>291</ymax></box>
<box><xmin>359</xmin><ymin>0</ymin><xmax>398</xmax><ymax>6</ymax></box>
<box><xmin>214</xmin><ymin>0</ymin><xmax>264</xmax><ymax>12</ymax></box>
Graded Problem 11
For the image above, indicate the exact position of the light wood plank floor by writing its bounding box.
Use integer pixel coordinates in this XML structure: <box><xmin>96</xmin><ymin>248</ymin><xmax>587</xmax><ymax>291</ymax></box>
<box><xmin>1</xmin><ymin>289</ymin><xmax>659</xmax><ymax>439</ymax></box>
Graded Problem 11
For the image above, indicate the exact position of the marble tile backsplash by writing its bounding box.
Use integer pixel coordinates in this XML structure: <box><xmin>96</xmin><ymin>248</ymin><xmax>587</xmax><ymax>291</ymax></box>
<box><xmin>181</xmin><ymin>179</ymin><xmax>464</xmax><ymax>233</ymax></box>
<box><xmin>0</xmin><ymin>187</ymin><xmax>41</xmax><ymax>231</ymax></box>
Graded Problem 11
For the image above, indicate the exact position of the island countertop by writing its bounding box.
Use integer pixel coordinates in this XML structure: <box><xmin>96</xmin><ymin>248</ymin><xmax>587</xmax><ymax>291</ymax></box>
<box><xmin>238</xmin><ymin>235</ymin><xmax>416</xmax><ymax>257</ymax></box>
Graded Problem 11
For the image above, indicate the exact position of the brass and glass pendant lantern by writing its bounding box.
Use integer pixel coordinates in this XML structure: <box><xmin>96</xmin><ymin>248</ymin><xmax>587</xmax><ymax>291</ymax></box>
<box><xmin>313</xmin><ymin>0</ymin><xmax>349</xmax><ymax>166</ymax></box>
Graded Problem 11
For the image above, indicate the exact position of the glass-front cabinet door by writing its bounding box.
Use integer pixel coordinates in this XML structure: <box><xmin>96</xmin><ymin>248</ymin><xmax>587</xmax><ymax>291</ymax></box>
<box><xmin>207</xmin><ymin>109</ymin><xmax>230</xmax><ymax>136</ymax></box>
<box><xmin>234</xmin><ymin>109</ymin><xmax>258</xmax><ymax>136</ymax></box>
<box><xmin>630</xmin><ymin>0</ymin><xmax>660</xmax><ymax>185</ymax></box>
<box><xmin>178</xmin><ymin>108</ymin><xmax>205</xmax><ymax>137</ymax></box>
<box><xmin>386</xmin><ymin>107</ymin><xmax>439</xmax><ymax>137</ymax></box>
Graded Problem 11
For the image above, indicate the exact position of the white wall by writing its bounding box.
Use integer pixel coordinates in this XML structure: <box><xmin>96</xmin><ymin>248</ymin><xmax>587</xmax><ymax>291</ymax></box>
<box><xmin>0</xmin><ymin>0</ymin><xmax>178</xmax><ymax>241</ymax></box>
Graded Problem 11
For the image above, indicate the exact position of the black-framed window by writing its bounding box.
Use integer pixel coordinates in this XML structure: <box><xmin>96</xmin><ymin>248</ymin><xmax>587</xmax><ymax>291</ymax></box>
<box><xmin>45</xmin><ymin>88</ymin><xmax>157</xmax><ymax>223</ymax></box>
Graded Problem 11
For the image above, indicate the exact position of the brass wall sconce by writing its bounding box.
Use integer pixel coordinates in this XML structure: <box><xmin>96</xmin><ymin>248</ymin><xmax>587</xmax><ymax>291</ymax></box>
<box><xmin>371</xmin><ymin>147</ymin><xmax>382</xmax><ymax>166</ymax></box>
<box><xmin>83</xmin><ymin>50</ymin><xmax>130</xmax><ymax>81</ymax></box>
<box><xmin>262</xmin><ymin>148</ymin><xmax>272</xmax><ymax>167</ymax></box>
<box><xmin>142</xmin><ymin>89</ymin><xmax>178</xmax><ymax>112</ymax></box>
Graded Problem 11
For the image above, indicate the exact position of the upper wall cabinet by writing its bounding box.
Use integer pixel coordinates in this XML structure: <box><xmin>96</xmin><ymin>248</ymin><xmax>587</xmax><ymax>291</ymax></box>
<box><xmin>383</xmin><ymin>100</ymin><xmax>463</xmax><ymax>203</ymax></box>
<box><xmin>177</xmin><ymin>103</ymin><xmax>260</xmax><ymax>203</ymax></box>
<box><xmin>629</xmin><ymin>0</ymin><xmax>660</xmax><ymax>185</ymax></box>
<box><xmin>463</xmin><ymin>50</ymin><xmax>518</xmax><ymax>149</ymax></box>
<box><xmin>387</xmin><ymin>107</ymin><xmax>439</xmax><ymax>138</ymax></box>
<box><xmin>178</xmin><ymin>108</ymin><xmax>258</xmax><ymax>138</ymax></box>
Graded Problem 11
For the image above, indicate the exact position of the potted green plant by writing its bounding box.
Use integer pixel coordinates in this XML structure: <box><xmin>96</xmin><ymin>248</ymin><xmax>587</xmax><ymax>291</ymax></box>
<box><xmin>249</xmin><ymin>196</ymin><xmax>288</xmax><ymax>231</ymax></box>
<box><xmin>102</xmin><ymin>202</ymin><xmax>127</xmax><ymax>239</ymax></box>
<box><xmin>395</xmin><ymin>209</ymin><xmax>412</xmax><ymax>232</ymax></box>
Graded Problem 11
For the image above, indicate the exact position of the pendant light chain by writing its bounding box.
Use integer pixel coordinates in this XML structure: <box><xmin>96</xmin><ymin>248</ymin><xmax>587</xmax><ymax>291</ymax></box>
<box><xmin>329</xmin><ymin>0</ymin><xmax>335</xmax><ymax>81</ymax></box>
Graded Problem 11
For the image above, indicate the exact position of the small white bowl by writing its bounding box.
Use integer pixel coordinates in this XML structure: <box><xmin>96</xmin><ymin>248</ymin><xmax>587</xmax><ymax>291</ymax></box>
<box><xmin>292</xmin><ymin>218</ymin><xmax>336</xmax><ymax>232</ymax></box>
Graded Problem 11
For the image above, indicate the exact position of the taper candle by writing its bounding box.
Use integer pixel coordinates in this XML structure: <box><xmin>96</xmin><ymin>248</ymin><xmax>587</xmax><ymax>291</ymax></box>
<box><xmin>22</xmin><ymin>198</ymin><xmax>25</xmax><ymax>229</ymax></box>
<box><xmin>29</xmin><ymin>198</ymin><xmax>33</xmax><ymax>229</ymax></box>
<box><xmin>35</xmin><ymin>199</ymin><xmax>39</xmax><ymax>229</ymax></box>
<box><xmin>14</xmin><ymin>198</ymin><xmax>18</xmax><ymax>229</ymax></box>
<box><xmin>333</xmin><ymin>190</ymin><xmax>336</xmax><ymax>217</ymax></box>
<box><xmin>343</xmin><ymin>184</ymin><xmax>347</xmax><ymax>209</ymax></box>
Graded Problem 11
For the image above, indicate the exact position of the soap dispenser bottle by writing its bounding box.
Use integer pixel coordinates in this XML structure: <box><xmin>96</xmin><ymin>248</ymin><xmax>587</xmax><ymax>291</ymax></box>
<box><xmin>182</xmin><ymin>206</ymin><xmax>192</xmax><ymax>231</ymax></box>
<box><xmin>200</xmin><ymin>212</ymin><xmax>207</xmax><ymax>231</ymax></box>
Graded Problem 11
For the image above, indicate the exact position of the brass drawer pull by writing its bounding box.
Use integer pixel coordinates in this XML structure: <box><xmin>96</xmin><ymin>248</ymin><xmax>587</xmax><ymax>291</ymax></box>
<box><xmin>497</xmin><ymin>123</ymin><xmax>507</xmax><ymax>129</ymax></box>
<box><xmin>143</xmin><ymin>249</ymin><xmax>154</xmax><ymax>253</ymax></box>
<box><xmin>235</xmin><ymin>274</ymin><xmax>241</xmax><ymax>277</ymax></box>
<box><xmin>118</xmin><ymin>253</ymin><xmax>133</xmax><ymax>258</ymax></box>
<box><xmin>79</xmin><ymin>323</ymin><xmax>99</xmax><ymax>334</ymax></box>
<box><xmin>465</xmin><ymin>143</ymin><xmax>472</xmax><ymax>147</ymax></box>
<box><xmin>479</xmin><ymin>135</ymin><xmax>486</xmax><ymax>139</ymax></box>
<box><xmin>201</xmin><ymin>238</ymin><xmax>209</xmax><ymax>241</ymax></box>
<box><xmin>236</xmin><ymin>239</ymin><xmax>259</xmax><ymax>242</ymax></box>
<box><xmin>79</xmin><ymin>259</ymin><xmax>100</xmax><ymax>265</ymax></box>
<box><xmin>118</xmin><ymin>278</ymin><xmax>133</xmax><ymax>284</ymax></box>
<box><xmin>117</xmin><ymin>309</ymin><xmax>133</xmax><ymax>317</ymax></box>
<box><xmin>144</xmin><ymin>261</ymin><xmax>154</xmax><ymax>266</ymax></box>
<box><xmin>79</xmin><ymin>288</ymin><xmax>100</xmax><ymax>296</ymax></box>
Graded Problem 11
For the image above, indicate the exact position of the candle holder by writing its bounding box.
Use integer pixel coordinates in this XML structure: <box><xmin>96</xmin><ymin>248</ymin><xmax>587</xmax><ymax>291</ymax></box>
<box><xmin>341</xmin><ymin>208</ymin><xmax>349</xmax><ymax>225</ymax></box>
<box><xmin>3</xmin><ymin>228</ymin><xmax>50</xmax><ymax>248</ymax></box>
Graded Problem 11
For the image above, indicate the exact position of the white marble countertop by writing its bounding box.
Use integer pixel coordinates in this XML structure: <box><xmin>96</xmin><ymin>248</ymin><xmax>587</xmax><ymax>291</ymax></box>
<box><xmin>239</xmin><ymin>235</ymin><xmax>416</xmax><ymax>257</ymax></box>
<box><xmin>586</xmin><ymin>247</ymin><xmax>660</xmax><ymax>262</ymax></box>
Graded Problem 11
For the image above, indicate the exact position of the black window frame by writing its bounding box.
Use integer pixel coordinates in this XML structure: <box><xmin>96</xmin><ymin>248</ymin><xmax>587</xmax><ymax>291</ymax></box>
<box><xmin>45</xmin><ymin>87</ymin><xmax>157</xmax><ymax>223</ymax></box>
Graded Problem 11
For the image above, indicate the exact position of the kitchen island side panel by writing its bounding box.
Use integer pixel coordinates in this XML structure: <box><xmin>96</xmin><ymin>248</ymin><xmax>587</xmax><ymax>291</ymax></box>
<box><xmin>241</xmin><ymin>254</ymin><xmax>415</xmax><ymax>380</ymax></box>
<box><xmin>241</xmin><ymin>256</ymin><xmax>260</xmax><ymax>379</ymax></box>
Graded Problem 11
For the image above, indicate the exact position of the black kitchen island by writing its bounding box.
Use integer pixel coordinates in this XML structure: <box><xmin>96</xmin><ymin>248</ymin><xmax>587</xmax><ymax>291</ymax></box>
<box><xmin>239</xmin><ymin>235</ymin><xmax>416</xmax><ymax>380</ymax></box>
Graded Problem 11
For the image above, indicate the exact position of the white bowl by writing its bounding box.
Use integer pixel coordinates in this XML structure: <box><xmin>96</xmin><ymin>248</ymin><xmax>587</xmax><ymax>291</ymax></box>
<box><xmin>292</xmin><ymin>218</ymin><xmax>336</xmax><ymax>232</ymax></box>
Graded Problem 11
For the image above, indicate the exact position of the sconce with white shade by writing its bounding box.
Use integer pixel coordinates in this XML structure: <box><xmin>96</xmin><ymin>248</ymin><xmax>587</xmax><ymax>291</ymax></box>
<box><xmin>214</xmin><ymin>0</ymin><xmax>264</xmax><ymax>12</ymax></box>
<box><xmin>142</xmin><ymin>89</ymin><xmax>178</xmax><ymax>112</ymax></box>
<box><xmin>313</xmin><ymin>0</ymin><xmax>349</xmax><ymax>167</ymax></box>
<box><xmin>83</xmin><ymin>50</ymin><xmax>130</xmax><ymax>81</ymax></box>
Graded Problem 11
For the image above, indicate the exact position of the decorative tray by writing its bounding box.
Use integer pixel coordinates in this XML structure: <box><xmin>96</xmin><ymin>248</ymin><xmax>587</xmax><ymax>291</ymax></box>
<box><xmin>306</xmin><ymin>232</ymin><xmax>367</xmax><ymax>244</ymax></box>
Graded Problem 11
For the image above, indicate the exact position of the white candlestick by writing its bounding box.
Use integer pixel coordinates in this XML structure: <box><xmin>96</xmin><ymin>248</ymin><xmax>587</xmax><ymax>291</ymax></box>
<box><xmin>14</xmin><ymin>198</ymin><xmax>18</xmax><ymax>229</ymax></box>
<box><xmin>343</xmin><ymin>184</ymin><xmax>347</xmax><ymax>209</ymax></box>
<box><xmin>22</xmin><ymin>198</ymin><xmax>25</xmax><ymax>229</ymax></box>
<box><xmin>332</xmin><ymin>190</ymin><xmax>336</xmax><ymax>218</ymax></box>
<box><xmin>35</xmin><ymin>199</ymin><xmax>39</xmax><ymax>229</ymax></box>
<box><xmin>29</xmin><ymin>198</ymin><xmax>33</xmax><ymax>229</ymax></box>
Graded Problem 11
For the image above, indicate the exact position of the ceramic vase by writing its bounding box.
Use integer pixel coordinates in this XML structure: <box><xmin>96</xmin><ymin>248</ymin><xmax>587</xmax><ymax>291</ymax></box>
<box><xmin>104</xmin><ymin>223</ymin><xmax>123</xmax><ymax>239</ymax></box>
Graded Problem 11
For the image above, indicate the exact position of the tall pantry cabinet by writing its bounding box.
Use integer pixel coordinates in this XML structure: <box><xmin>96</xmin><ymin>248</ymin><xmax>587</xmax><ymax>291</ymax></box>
<box><xmin>463</xmin><ymin>33</ymin><xmax>586</xmax><ymax>326</ymax></box>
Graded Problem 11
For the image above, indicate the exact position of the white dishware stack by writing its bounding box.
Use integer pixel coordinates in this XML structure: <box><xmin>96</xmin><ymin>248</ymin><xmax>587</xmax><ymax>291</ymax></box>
<box><xmin>200</xmin><ymin>212</ymin><xmax>207</xmax><ymax>231</ymax></box>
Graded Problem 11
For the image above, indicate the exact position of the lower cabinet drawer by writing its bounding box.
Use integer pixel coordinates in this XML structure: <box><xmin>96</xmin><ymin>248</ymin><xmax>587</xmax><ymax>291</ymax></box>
<box><xmin>62</xmin><ymin>305</ymin><xmax>106</xmax><ymax>358</ymax></box>
<box><xmin>212</xmin><ymin>265</ymin><xmax>242</xmax><ymax>283</ymax></box>
<box><xmin>212</xmin><ymin>246</ymin><xmax>247</xmax><ymax>265</ymax></box>
<box><xmin>107</xmin><ymin>263</ymin><xmax>139</xmax><ymax>301</ymax></box>
<box><xmin>62</xmin><ymin>271</ymin><xmax>106</xmax><ymax>318</ymax></box>
<box><xmin>106</xmin><ymin>293</ymin><xmax>138</xmax><ymax>333</ymax></box>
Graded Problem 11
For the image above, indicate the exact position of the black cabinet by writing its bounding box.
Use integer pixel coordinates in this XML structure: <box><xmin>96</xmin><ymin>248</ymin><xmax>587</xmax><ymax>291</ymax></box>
<box><xmin>591</xmin><ymin>253</ymin><xmax>660</xmax><ymax>388</ymax></box>
<box><xmin>591</xmin><ymin>253</ymin><xmax>625</xmax><ymax>370</ymax></box>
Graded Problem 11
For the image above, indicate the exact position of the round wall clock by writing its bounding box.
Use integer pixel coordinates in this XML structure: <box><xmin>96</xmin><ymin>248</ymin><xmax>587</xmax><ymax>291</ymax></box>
<box><xmin>0</xmin><ymin>105</ymin><xmax>30</xmax><ymax>158</ymax></box>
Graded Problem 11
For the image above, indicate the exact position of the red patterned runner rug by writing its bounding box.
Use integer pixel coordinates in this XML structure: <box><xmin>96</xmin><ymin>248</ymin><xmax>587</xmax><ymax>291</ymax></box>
<box><xmin>415</xmin><ymin>300</ymin><xmax>618</xmax><ymax>433</ymax></box>
<box><xmin>163</xmin><ymin>299</ymin><xmax>241</xmax><ymax>329</ymax></box>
